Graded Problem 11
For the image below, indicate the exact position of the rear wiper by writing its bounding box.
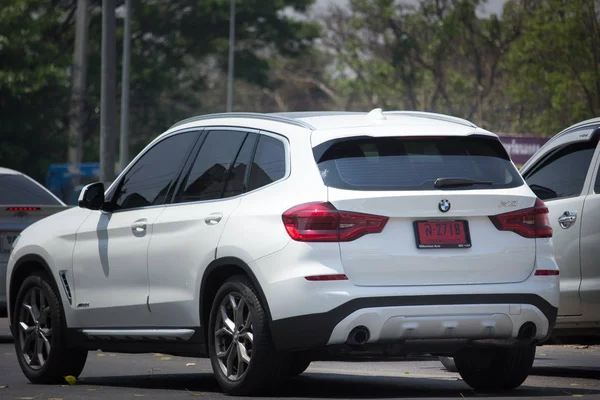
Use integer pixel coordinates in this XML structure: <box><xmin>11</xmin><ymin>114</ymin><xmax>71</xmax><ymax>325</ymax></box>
<box><xmin>434</xmin><ymin>177</ymin><xmax>493</xmax><ymax>188</ymax></box>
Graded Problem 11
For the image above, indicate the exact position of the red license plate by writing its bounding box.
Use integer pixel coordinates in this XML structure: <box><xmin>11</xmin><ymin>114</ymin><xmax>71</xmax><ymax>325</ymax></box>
<box><xmin>413</xmin><ymin>220</ymin><xmax>471</xmax><ymax>249</ymax></box>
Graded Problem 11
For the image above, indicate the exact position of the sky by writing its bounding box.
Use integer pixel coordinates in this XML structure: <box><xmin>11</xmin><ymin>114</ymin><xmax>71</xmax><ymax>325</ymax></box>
<box><xmin>313</xmin><ymin>0</ymin><xmax>509</xmax><ymax>17</ymax></box>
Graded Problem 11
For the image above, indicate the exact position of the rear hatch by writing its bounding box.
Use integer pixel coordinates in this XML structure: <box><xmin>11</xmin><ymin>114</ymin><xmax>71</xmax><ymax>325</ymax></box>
<box><xmin>312</xmin><ymin>134</ymin><xmax>544</xmax><ymax>286</ymax></box>
<box><xmin>0</xmin><ymin>173</ymin><xmax>68</xmax><ymax>257</ymax></box>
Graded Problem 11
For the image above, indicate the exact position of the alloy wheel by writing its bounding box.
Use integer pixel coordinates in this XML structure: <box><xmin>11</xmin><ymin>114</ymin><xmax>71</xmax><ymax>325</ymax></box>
<box><xmin>214</xmin><ymin>292</ymin><xmax>253</xmax><ymax>381</ymax></box>
<box><xmin>17</xmin><ymin>287</ymin><xmax>53</xmax><ymax>370</ymax></box>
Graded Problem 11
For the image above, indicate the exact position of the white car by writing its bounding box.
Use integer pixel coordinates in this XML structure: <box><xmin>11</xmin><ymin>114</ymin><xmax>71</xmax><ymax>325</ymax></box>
<box><xmin>0</xmin><ymin>167</ymin><xmax>67</xmax><ymax>316</ymax></box>
<box><xmin>7</xmin><ymin>110</ymin><xmax>559</xmax><ymax>395</ymax></box>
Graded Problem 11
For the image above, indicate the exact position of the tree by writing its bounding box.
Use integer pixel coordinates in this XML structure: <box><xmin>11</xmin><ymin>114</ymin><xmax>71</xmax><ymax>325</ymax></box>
<box><xmin>504</xmin><ymin>0</ymin><xmax>600</xmax><ymax>134</ymax></box>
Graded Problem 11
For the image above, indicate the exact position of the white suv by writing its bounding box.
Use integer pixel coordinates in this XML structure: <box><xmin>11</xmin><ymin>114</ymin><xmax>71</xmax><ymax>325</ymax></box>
<box><xmin>7</xmin><ymin>110</ymin><xmax>559</xmax><ymax>395</ymax></box>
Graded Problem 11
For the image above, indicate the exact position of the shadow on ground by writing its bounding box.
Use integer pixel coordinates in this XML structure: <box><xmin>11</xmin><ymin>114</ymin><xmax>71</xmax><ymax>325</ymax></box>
<box><xmin>532</xmin><ymin>366</ymin><xmax>600</xmax><ymax>380</ymax></box>
<box><xmin>78</xmin><ymin>371</ymin><xmax>600</xmax><ymax>398</ymax></box>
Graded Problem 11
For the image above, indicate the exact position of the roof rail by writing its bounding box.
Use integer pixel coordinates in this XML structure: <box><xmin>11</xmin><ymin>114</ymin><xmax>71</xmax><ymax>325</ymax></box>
<box><xmin>169</xmin><ymin>112</ymin><xmax>315</xmax><ymax>130</ymax></box>
<box><xmin>383</xmin><ymin>111</ymin><xmax>478</xmax><ymax>128</ymax></box>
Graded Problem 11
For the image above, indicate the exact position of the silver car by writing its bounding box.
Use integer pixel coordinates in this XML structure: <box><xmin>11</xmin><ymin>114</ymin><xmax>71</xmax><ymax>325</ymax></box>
<box><xmin>440</xmin><ymin>118</ymin><xmax>600</xmax><ymax>372</ymax></box>
<box><xmin>521</xmin><ymin>118</ymin><xmax>600</xmax><ymax>342</ymax></box>
<box><xmin>0</xmin><ymin>167</ymin><xmax>67</xmax><ymax>316</ymax></box>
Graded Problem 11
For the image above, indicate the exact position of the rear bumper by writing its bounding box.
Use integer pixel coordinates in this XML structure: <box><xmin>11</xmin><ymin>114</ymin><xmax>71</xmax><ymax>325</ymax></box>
<box><xmin>270</xmin><ymin>294</ymin><xmax>558</xmax><ymax>352</ymax></box>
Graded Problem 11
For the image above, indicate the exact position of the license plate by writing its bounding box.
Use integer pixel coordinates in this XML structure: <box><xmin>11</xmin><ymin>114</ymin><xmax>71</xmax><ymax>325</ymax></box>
<box><xmin>413</xmin><ymin>220</ymin><xmax>471</xmax><ymax>249</ymax></box>
<box><xmin>1</xmin><ymin>232</ymin><xmax>19</xmax><ymax>252</ymax></box>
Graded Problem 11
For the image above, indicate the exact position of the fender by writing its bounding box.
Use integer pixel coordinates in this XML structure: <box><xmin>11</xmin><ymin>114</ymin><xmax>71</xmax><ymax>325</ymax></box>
<box><xmin>200</xmin><ymin>257</ymin><xmax>272</xmax><ymax>328</ymax></box>
<box><xmin>9</xmin><ymin>254</ymin><xmax>62</xmax><ymax>325</ymax></box>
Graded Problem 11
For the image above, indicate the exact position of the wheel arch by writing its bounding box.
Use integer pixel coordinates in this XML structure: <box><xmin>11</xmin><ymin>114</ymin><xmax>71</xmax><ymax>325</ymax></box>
<box><xmin>9</xmin><ymin>254</ymin><xmax>60</xmax><ymax>326</ymax></box>
<box><xmin>199</xmin><ymin>257</ymin><xmax>272</xmax><ymax>348</ymax></box>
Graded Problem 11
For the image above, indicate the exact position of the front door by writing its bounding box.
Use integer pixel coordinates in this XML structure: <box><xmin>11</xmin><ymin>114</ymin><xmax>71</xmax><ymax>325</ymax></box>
<box><xmin>72</xmin><ymin>129</ymin><xmax>201</xmax><ymax>327</ymax></box>
<box><xmin>523</xmin><ymin>136</ymin><xmax>599</xmax><ymax>316</ymax></box>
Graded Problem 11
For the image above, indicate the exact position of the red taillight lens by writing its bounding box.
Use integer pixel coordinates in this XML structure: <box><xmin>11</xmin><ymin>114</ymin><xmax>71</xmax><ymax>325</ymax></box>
<box><xmin>489</xmin><ymin>198</ymin><xmax>552</xmax><ymax>238</ymax></box>
<box><xmin>305</xmin><ymin>274</ymin><xmax>349</xmax><ymax>281</ymax></box>
<box><xmin>282</xmin><ymin>202</ymin><xmax>389</xmax><ymax>242</ymax></box>
<box><xmin>6</xmin><ymin>207</ymin><xmax>40</xmax><ymax>211</ymax></box>
<box><xmin>535</xmin><ymin>269</ymin><xmax>559</xmax><ymax>276</ymax></box>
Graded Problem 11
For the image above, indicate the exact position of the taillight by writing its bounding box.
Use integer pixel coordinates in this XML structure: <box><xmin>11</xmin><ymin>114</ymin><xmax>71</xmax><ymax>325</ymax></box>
<box><xmin>6</xmin><ymin>207</ymin><xmax>40</xmax><ymax>211</ymax></box>
<box><xmin>282</xmin><ymin>202</ymin><xmax>389</xmax><ymax>242</ymax></box>
<box><xmin>489</xmin><ymin>198</ymin><xmax>552</xmax><ymax>238</ymax></box>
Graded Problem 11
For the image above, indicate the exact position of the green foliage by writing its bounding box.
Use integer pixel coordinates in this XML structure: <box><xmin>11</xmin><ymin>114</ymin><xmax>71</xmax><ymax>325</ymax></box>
<box><xmin>504</xmin><ymin>0</ymin><xmax>600</xmax><ymax>135</ymax></box>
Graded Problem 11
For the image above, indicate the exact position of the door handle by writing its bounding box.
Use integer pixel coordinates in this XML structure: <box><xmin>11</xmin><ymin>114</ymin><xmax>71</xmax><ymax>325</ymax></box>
<box><xmin>204</xmin><ymin>213</ymin><xmax>223</xmax><ymax>226</ymax></box>
<box><xmin>131</xmin><ymin>219</ymin><xmax>147</xmax><ymax>233</ymax></box>
<box><xmin>558</xmin><ymin>211</ymin><xmax>577</xmax><ymax>229</ymax></box>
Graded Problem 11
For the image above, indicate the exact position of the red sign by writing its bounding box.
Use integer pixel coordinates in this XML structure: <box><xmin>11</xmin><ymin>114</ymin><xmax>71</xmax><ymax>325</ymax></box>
<box><xmin>499</xmin><ymin>136</ymin><xmax>549</xmax><ymax>165</ymax></box>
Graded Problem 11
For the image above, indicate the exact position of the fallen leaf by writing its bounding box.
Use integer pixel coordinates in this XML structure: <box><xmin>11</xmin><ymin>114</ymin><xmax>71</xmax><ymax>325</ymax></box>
<box><xmin>571</xmin><ymin>384</ymin><xmax>580</xmax><ymax>387</ymax></box>
<box><xmin>153</xmin><ymin>353</ymin><xmax>164</xmax><ymax>357</ymax></box>
<box><xmin>0</xmin><ymin>385</ymin><xmax>7</xmax><ymax>388</ymax></box>
<box><xmin>16</xmin><ymin>397</ymin><xmax>35</xmax><ymax>400</ymax></box>
<box><xmin>96</xmin><ymin>353</ymin><xmax>106</xmax><ymax>357</ymax></box>
<box><xmin>404</xmin><ymin>371</ymin><xmax>409</xmax><ymax>374</ymax></box>
<box><xmin>573</xmin><ymin>395</ymin><xmax>584</xmax><ymax>398</ymax></box>
<box><xmin>186</xmin><ymin>389</ymin><xmax>204</xmax><ymax>397</ymax></box>
<box><xmin>186</xmin><ymin>363</ymin><xmax>196</xmax><ymax>367</ymax></box>
<box><xmin>64</xmin><ymin>375</ymin><xmax>77</xmax><ymax>385</ymax></box>
<box><xmin>160</xmin><ymin>357</ymin><xmax>172</xmax><ymax>361</ymax></box>
<box><xmin>133</xmin><ymin>395</ymin><xmax>144</xmax><ymax>397</ymax></box>
<box><xmin>539</xmin><ymin>353</ymin><xmax>547</xmax><ymax>356</ymax></box>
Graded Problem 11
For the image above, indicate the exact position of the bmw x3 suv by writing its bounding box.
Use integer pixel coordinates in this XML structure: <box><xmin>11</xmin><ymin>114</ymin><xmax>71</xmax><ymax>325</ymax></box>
<box><xmin>7</xmin><ymin>110</ymin><xmax>559</xmax><ymax>395</ymax></box>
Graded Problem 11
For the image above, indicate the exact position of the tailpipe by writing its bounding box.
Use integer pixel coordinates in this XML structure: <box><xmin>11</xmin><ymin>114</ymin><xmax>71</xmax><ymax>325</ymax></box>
<box><xmin>346</xmin><ymin>326</ymin><xmax>370</xmax><ymax>346</ymax></box>
<box><xmin>517</xmin><ymin>322</ymin><xmax>537</xmax><ymax>341</ymax></box>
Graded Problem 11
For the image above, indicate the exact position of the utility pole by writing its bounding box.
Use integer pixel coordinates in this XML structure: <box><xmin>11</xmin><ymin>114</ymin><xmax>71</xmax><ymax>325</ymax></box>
<box><xmin>67</xmin><ymin>0</ymin><xmax>89</xmax><ymax>177</ymax></box>
<box><xmin>100</xmin><ymin>0</ymin><xmax>117</xmax><ymax>184</ymax></box>
<box><xmin>226</xmin><ymin>0</ymin><xmax>235</xmax><ymax>112</ymax></box>
<box><xmin>119</xmin><ymin>0</ymin><xmax>132</xmax><ymax>171</ymax></box>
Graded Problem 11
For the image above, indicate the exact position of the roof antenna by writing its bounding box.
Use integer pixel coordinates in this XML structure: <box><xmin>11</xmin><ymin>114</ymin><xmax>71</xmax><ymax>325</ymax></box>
<box><xmin>367</xmin><ymin>108</ymin><xmax>386</xmax><ymax>120</ymax></box>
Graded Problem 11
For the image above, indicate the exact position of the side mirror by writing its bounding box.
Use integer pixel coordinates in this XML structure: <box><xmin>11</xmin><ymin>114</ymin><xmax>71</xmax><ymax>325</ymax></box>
<box><xmin>78</xmin><ymin>182</ymin><xmax>105</xmax><ymax>210</ymax></box>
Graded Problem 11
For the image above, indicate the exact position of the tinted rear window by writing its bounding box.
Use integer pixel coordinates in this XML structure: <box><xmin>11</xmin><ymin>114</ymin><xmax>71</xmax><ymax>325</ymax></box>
<box><xmin>0</xmin><ymin>174</ymin><xmax>62</xmax><ymax>205</ymax></box>
<box><xmin>313</xmin><ymin>136</ymin><xmax>523</xmax><ymax>191</ymax></box>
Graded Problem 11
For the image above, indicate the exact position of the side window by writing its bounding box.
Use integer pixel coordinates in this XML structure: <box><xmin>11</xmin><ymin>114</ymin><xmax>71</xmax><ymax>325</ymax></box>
<box><xmin>222</xmin><ymin>133</ymin><xmax>257</xmax><ymax>198</ymax></box>
<box><xmin>176</xmin><ymin>130</ymin><xmax>247</xmax><ymax>203</ymax></box>
<box><xmin>247</xmin><ymin>135</ymin><xmax>286</xmax><ymax>191</ymax></box>
<box><xmin>524</xmin><ymin>141</ymin><xmax>596</xmax><ymax>201</ymax></box>
<box><xmin>112</xmin><ymin>131</ymin><xmax>199</xmax><ymax>210</ymax></box>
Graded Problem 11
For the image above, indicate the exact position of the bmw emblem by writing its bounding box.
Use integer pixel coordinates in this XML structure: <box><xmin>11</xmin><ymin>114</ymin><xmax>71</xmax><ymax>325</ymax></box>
<box><xmin>438</xmin><ymin>199</ymin><xmax>451</xmax><ymax>213</ymax></box>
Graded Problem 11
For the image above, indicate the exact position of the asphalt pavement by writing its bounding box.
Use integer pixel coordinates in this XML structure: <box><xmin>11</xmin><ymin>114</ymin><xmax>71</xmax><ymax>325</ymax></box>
<box><xmin>1</xmin><ymin>318</ymin><xmax>599</xmax><ymax>400</ymax></box>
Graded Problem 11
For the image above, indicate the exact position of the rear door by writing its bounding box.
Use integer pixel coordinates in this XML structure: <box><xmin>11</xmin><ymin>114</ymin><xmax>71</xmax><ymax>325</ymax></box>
<box><xmin>147</xmin><ymin>129</ymin><xmax>258</xmax><ymax>326</ymax></box>
<box><xmin>314</xmin><ymin>135</ymin><xmax>538</xmax><ymax>286</ymax></box>
<box><xmin>522</xmin><ymin>127</ymin><xmax>599</xmax><ymax>316</ymax></box>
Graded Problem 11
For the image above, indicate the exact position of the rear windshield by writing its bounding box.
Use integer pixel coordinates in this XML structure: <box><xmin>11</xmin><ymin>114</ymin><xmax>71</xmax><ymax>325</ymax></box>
<box><xmin>0</xmin><ymin>174</ymin><xmax>62</xmax><ymax>205</ymax></box>
<box><xmin>313</xmin><ymin>136</ymin><xmax>523</xmax><ymax>191</ymax></box>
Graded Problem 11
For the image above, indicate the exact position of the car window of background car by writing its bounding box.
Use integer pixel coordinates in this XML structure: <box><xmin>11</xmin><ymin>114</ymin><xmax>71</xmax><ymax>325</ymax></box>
<box><xmin>175</xmin><ymin>130</ymin><xmax>248</xmax><ymax>203</ymax></box>
<box><xmin>0</xmin><ymin>174</ymin><xmax>62</xmax><ymax>205</ymax></box>
<box><xmin>112</xmin><ymin>131</ymin><xmax>199</xmax><ymax>210</ymax></box>
<box><xmin>523</xmin><ymin>141</ymin><xmax>597</xmax><ymax>201</ymax></box>
<box><xmin>247</xmin><ymin>135</ymin><xmax>286</xmax><ymax>191</ymax></box>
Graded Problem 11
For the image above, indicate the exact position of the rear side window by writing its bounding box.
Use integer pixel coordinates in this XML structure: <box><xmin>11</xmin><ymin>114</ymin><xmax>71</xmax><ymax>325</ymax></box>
<box><xmin>176</xmin><ymin>130</ymin><xmax>248</xmax><ymax>203</ymax></box>
<box><xmin>313</xmin><ymin>136</ymin><xmax>522</xmax><ymax>191</ymax></box>
<box><xmin>247</xmin><ymin>136</ymin><xmax>286</xmax><ymax>191</ymax></box>
<box><xmin>524</xmin><ymin>141</ymin><xmax>597</xmax><ymax>200</ymax></box>
<box><xmin>0</xmin><ymin>174</ymin><xmax>61</xmax><ymax>205</ymax></box>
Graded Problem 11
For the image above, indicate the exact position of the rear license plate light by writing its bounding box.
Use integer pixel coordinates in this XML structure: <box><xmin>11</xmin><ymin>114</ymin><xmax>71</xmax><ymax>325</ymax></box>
<box><xmin>413</xmin><ymin>220</ymin><xmax>471</xmax><ymax>249</ymax></box>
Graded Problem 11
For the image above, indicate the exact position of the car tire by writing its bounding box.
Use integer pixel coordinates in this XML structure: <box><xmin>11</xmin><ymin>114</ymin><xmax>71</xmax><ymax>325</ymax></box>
<box><xmin>285</xmin><ymin>354</ymin><xmax>311</xmax><ymax>377</ymax></box>
<box><xmin>439</xmin><ymin>356</ymin><xmax>457</xmax><ymax>372</ymax></box>
<box><xmin>208</xmin><ymin>275</ymin><xmax>285</xmax><ymax>396</ymax></box>
<box><xmin>13</xmin><ymin>272</ymin><xmax>88</xmax><ymax>384</ymax></box>
<box><xmin>454</xmin><ymin>344</ymin><xmax>536</xmax><ymax>392</ymax></box>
